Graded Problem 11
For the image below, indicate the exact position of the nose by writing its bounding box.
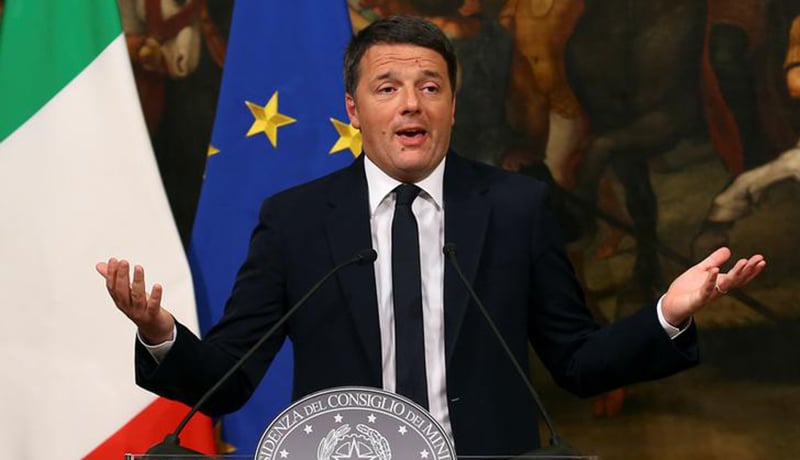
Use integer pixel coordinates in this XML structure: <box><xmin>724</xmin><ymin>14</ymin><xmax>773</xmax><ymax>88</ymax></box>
<box><xmin>401</xmin><ymin>88</ymin><xmax>420</xmax><ymax>115</ymax></box>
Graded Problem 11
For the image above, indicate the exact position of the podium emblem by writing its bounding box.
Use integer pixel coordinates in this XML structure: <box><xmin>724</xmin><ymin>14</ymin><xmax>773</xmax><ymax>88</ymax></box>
<box><xmin>255</xmin><ymin>386</ymin><xmax>456</xmax><ymax>460</ymax></box>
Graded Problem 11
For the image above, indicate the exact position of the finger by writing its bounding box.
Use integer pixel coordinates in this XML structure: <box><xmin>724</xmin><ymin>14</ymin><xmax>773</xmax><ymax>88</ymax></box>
<box><xmin>739</xmin><ymin>258</ymin><xmax>767</xmax><ymax>286</ymax></box>
<box><xmin>716</xmin><ymin>257</ymin><xmax>745</xmax><ymax>286</ymax></box>
<box><xmin>705</xmin><ymin>267</ymin><xmax>720</xmax><ymax>300</ymax></box>
<box><xmin>697</xmin><ymin>247</ymin><xmax>732</xmax><ymax>271</ymax></box>
<box><xmin>147</xmin><ymin>283</ymin><xmax>163</xmax><ymax>315</ymax></box>
<box><xmin>96</xmin><ymin>262</ymin><xmax>109</xmax><ymax>278</ymax></box>
<box><xmin>114</xmin><ymin>260</ymin><xmax>132</xmax><ymax>308</ymax></box>
<box><xmin>745</xmin><ymin>255</ymin><xmax>765</xmax><ymax>271</ymax></box>
<box><xmin>105</xmin><ymin>258</ymin><xmax>118</xmax><ymax>295</ymax></box>
<box><xmin>130</xmin><ymin>265</ymin><xmax>147</xmax><ymax>311</ymax></box>
<box><xmin>727</xmin><ymin>257</ymin><xmax>748</xmax><ymax>278</ymax></box>
<box><xmin>737</xmin><ymin>255</ymin><xmax>764</xmax><ymax>278</ymax></box>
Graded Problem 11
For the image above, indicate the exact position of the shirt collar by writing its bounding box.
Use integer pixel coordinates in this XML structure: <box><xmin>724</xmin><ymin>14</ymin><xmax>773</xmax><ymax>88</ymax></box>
<box><xmin>363</xmin><ymin>153</ymin><xmax>446</xmax><ymax>215</ymax></box>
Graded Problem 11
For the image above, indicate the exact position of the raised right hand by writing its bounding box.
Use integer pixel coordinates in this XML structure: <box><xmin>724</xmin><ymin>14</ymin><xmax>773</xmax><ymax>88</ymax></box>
<box><xmin>96</xmin><ymin>257</ymin><xmax>175</xmax><ymax>344</ymax></box>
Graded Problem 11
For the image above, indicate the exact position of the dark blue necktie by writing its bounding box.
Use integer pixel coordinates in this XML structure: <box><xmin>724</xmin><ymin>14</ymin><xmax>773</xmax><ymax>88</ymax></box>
<box><xmin>392</xmin><ymin>183</ymin><xmax>429</xmax><ymax>409</ymax></box>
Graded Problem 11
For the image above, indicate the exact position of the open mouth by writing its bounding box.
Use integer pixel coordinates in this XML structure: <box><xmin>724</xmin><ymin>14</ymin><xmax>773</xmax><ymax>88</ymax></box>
<box><xmin>396</xmin><ymin>127</ymin><xmax>427</xmax><ymax>142</ymax></box>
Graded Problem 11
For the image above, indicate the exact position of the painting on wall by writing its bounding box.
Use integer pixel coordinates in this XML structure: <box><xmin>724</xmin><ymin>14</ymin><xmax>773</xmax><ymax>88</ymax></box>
<box><xmin>117</xmin><ymin>0</ymin><xmax>233</xmax><ymax>247</ymax></box>
<box><xmin>350</xmin><ymin>1</ymin><xmax>799</xmax><ymax>458</ymax></box>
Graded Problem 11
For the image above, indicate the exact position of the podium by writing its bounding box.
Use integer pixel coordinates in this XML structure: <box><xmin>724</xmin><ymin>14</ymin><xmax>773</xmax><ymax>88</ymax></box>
<box><xmin>133</xmin><ymin>388</ymin><xmax>595</xmax><ymax>460</ymax></box>
<box><xmin>125</xmin><ymin>455</ymin><xmax>598</xmax><ymax>459</ymax></box>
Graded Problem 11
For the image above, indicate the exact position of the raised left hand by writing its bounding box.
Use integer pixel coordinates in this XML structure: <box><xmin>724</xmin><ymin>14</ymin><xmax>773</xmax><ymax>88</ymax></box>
<box><xmin>661</xmin><ymin>247</ymin><xmax>766</xmax><ymax>327</ymax></box>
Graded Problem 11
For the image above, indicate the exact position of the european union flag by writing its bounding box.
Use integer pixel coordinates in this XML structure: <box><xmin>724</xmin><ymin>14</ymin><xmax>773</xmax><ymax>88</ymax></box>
<box><xmin>188</xmin><ymin>1</ymin><xmax>356</xmax><ymax>452</ymax></box>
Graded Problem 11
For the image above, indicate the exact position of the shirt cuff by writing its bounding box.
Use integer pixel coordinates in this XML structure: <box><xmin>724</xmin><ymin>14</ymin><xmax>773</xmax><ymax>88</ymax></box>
<box><xmin>656</xmin><ymin>295</ymin><xmax>692</xmax><ymax>339</ymax></box>
<box><xmin>137</xmin><ymin>324</ymin><xmax>176</xmax><ymax>363</ymax></box>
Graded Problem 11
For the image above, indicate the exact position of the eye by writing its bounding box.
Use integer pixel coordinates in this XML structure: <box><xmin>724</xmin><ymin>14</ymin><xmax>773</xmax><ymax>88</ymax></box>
<box><xmin>377</xmin><ymin>86</ymin><xmax>396</xmax><ymax>94</ymax></box>
<box><xmin>174</xmin><ymin>0</ymin><xmax>188</xmax><ymax>6</ymax></box>
<box><xmin>421</xmin><ymin>84</ymin><xmax>439</xmax><ymax>93</ymax></box>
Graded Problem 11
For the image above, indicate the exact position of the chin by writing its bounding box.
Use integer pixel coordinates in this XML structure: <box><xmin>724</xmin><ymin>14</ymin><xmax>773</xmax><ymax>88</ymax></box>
<box><xmin>397</xmin><ymin>165</ymin><xmax>434</xmax><ymax>182</ymax></box>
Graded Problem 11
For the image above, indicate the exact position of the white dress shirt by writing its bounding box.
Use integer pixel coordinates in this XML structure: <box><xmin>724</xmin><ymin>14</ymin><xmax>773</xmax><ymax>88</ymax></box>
<box><xmin>362</xmin><ymin>154</ymin><xmax>452</xmax><ymax>438</ymax></box>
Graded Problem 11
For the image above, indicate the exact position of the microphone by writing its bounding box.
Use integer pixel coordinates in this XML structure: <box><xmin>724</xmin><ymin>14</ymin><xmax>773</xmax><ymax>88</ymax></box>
<box><xmin>443</xmin><ymin>243</ymin><xmax>578</xmax><ymax>457</ymax></box>
<box><xmin>145</xmin><ymin>248</ymin><xmax>379</xmax><ymax>458</ymax></box>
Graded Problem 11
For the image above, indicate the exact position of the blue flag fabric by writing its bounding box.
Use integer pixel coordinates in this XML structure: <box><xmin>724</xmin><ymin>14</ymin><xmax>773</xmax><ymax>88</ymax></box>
<box><xmin>188</xmin><ymin>1</ymin><xmax>355</xmax><ymax>452</ymax></box>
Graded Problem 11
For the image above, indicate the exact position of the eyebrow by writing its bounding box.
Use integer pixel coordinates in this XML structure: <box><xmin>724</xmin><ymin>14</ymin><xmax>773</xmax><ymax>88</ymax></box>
<box><xmin>373</xmin><ymin>69</ymin><xmax>444</xmax><ymax>82</ymax></box>
<box><xmin>420</xmin><ymin>70</ymin><xmax>444</xmax><ymax>80</ymax></box>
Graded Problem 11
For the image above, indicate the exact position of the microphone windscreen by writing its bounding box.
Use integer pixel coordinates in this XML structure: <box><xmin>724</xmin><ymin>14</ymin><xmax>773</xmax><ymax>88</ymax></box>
<box><xmin>358</xmin><ymin>248</ymin><xmax>378</xmax><ymax>264</ymax></box>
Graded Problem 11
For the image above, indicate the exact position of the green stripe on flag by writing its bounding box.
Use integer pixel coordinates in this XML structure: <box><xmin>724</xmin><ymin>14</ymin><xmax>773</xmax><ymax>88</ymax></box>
<box><xmin>0</xmin><ymin>0</ymin><xmax>122</xmax><ymax>141</ymax></box>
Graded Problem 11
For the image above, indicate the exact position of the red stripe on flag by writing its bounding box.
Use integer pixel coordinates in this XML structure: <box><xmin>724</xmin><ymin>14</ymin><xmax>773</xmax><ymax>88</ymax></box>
<box><xmin>84</xmin><ymin>397</ymin><xmax>215</xmax><ymax>459</ymax></box>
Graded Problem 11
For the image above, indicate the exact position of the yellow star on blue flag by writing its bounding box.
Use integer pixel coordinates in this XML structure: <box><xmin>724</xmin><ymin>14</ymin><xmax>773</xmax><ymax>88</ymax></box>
<box><xmin>246</xmin><ymin>92</ymin><xmax>297</xmax><ymax>148</ymax></box>
<box><xmin>329</xmin><ymin>118</ymin><xmax>362</xmax><ymax>157</ymax></box>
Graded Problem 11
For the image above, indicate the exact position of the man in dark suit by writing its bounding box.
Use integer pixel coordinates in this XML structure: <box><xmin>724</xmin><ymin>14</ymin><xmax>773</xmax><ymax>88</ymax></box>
<box><xmin>98</xmin><ymin>16</ymin><xmax>766</xmax><ymax>456</ymax></box>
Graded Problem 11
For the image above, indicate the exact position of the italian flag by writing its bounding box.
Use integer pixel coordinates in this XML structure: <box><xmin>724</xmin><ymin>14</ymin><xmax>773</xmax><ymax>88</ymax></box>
<box><xmin>0</xmin><ymin>1</ymin><xmax>215</xmax><ymax>458</ymax></box>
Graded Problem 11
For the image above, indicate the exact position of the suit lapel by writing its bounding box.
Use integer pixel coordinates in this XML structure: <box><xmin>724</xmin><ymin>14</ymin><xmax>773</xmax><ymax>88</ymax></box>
<box><xmin>324</xmin><ymin>157</ymin><xmax>382</xmax><ymax>384</ymax></box>
<box><xmin>442</xmin><ymin>154</ymin><xmax>491</xmax><ymax>366</ymax></box>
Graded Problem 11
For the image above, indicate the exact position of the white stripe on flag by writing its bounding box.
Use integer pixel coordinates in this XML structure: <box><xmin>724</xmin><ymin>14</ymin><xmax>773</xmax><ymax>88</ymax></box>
<box><xmin>0</xmin><ymin>34</ymin><xmax>200</xmax><ymax>459</ymax></box>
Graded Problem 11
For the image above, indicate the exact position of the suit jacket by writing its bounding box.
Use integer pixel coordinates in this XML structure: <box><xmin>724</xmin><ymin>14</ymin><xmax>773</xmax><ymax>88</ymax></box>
<box><xmin>136</xmin><ymin>153</ymin><xmax>698</xmax><ymax>456</ymax></box>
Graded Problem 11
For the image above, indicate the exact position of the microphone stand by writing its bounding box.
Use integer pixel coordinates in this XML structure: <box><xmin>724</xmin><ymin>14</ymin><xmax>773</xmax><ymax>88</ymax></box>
<box><xmin>144</xmin><ymin>249</ymin><xmax>378</xmax><ymax>458</ymax></box>
<box><xmin>443</xmin><ymin>243</ymin><xmax>579</xmax><ymax>457</ymax></box>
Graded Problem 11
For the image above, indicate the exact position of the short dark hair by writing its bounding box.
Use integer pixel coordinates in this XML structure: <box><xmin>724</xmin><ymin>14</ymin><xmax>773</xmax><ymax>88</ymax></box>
<box><xmin>343</xmin><ymin>15</ymin><xmax>458</xmax><ymax>97</ymax></box>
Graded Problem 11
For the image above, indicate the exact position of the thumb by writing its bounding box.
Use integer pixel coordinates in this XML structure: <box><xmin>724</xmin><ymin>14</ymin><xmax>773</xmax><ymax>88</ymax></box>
<box><xmin>697</xmin><ymin>246</ymin><xmax>731</xmax><ymax>270</ymax></box>
<box><xmin>95</xmin><ymin>262</ymin><xmax>108</xmax><ymax>278</ymax></box>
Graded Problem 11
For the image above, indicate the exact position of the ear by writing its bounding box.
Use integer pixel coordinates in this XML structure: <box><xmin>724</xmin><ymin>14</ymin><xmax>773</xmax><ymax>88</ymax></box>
<box><xmin>450</xmin><ymin>94</ymin><xmax>457</xmax><ymax>126</ymax></box>
<box><xmin>345</xmin><ymin>93</ymin><xmax>360</xmax><ymax>129</ymax></box>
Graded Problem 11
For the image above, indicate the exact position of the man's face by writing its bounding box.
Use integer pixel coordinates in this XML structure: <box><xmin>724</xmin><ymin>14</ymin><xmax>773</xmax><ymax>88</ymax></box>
<box><xmin>346</xmin><ymin>43</ymin><xmax>456</xmax><ymax>183</ymax></box>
